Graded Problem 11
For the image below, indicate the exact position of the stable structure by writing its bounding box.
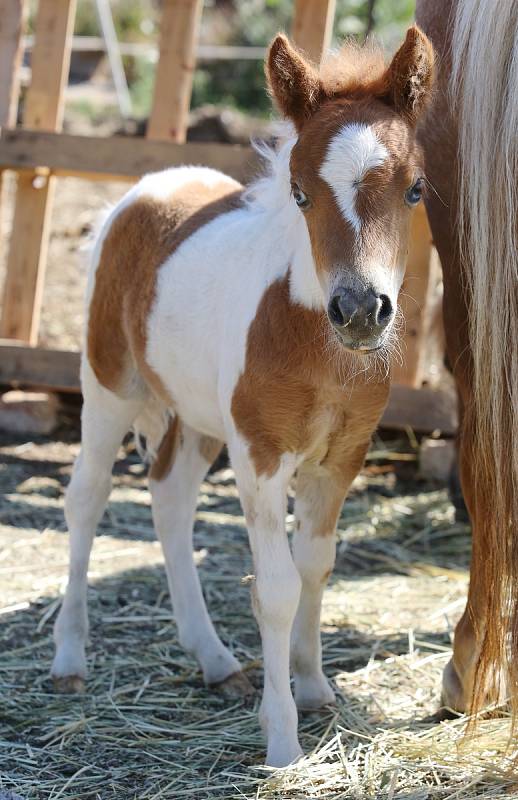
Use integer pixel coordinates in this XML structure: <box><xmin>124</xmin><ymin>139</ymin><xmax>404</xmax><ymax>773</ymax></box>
<box><xmin>0</xmin><ymin>0</ymin><xmax>455</xmax><ymax>434</ymax></box>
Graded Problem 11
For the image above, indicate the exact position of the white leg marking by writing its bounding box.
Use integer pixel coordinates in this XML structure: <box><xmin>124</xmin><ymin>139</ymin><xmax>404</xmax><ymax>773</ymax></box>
<box><xmin>52</xmin><ymin>368</ymin><xmax>142</xmax><ymax>684</ymax></box>
<box><xmin>291</xmin><ymin>472</ymin><xmax>344</xmax><ymax>710</ymax></box>
<box><xmin>229</xmin><ymin>441</ymin><xmax>302</xmax><ymax>767</ymax></box>
<box><xmin>150</xmin><ymin>425</ymin><xmax>240</xmax><ymax>685</ymax></box>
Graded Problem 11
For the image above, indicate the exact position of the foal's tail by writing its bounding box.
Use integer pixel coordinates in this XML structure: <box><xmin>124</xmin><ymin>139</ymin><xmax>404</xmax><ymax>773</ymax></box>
<box><xmin>451</xmin><ymin>0</ymin><xmax>518</xmax><ymax>720</ymax></box>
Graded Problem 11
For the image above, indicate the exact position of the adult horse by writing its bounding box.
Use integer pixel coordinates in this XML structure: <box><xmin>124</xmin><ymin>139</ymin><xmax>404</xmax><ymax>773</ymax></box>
<box><xmin>416</xmin><ymin>0</ymin><xmax>518</xmax><ymax>718</ymax></box>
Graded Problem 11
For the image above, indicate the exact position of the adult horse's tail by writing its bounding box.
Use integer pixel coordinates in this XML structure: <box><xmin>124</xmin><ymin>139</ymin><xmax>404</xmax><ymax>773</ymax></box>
<box><xmin>451</xmin><ymin>0</ymin><xmax>518</xmax><ymax>719</ymax></box>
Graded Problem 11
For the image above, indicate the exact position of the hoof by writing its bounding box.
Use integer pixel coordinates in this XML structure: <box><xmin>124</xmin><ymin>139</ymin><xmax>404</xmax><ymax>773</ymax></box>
<box><xmin>266</xmin><ymin>742</ymin><xmax>303</xmax><ymax>768</ymax></box>
<box><xmin>210</xmin><ymin>670</ymin><xmax>255</xmax><ymax>698</ymax></box>
<box><xmin>294</xmin><ymin>674</ymin><xmax>336</xmax><ymax>711</ymax></box>
<box><xmin>52</xmin><ymin>674</ymin><xmax>86</xmax><ymax>694</ymax></box>
<box><xmin>425</xmin><ymin>706</ymin><xmax>462</xmax><ymax>724</ymax></box>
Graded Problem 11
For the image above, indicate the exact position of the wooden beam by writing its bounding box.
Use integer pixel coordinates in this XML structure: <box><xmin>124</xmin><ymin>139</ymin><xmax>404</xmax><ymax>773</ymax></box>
<box><xmin>0</xmin><ymin>2</ymin><xmax>27</xmax><ymax>332</ymax></box>
<box><xmin>0</xmin><ymin>342</ymin><xmax>80</xmax><ymax>393</ymax></box>
<box><xmin>0</xmin><ymin>343</ymin><xmax>458</xmax><ymax>434</ymax></box>
<box><xmin>392</xmin><ymin>205</ymin><xmax>442</xmax><ymax>387</ymax></box>
<box><xmin>147</xmin><ymin>0</ymin><xmax>203</xmax><ymax>143</ymax></box>
<box><xmin>0</xmin><ymin>0</ymin><xmax>76</xmax><ymax>345</ymax></box>
<box><xmin>383</xmin><ymin>383</ymin><xmax>457</xmax><ymax>437</ymax></box>
<box><xmin>0</xmin><ymin>129</ymin><xmax>259</xmax><ymax>183</ymax></box>
<box><xmin>292</xmin><ymin>0</ymin><xmax>336</xmax><ymax>63</ymax></box>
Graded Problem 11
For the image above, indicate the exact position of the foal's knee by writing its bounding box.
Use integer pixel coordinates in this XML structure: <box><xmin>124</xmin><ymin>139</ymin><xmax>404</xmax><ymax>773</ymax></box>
<box><xmin>64</xmin><ymin>454</ymin><xmax>112</xmax><ymax>529</ymax></box>
<box><xmin>293</xmin><ymin>534</ymin><xmax>336</xmax><ymax>586</ymax></box>
<box><xmin>252</xmin><ymin>564</ymin><xmax>301</xmax><ymax>630</ymax></box>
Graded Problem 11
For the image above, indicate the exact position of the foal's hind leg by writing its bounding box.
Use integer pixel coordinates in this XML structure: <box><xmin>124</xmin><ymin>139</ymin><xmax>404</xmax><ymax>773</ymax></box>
<box><xmin>149</xmin><ymin>423</ymin><xmax>243</xmax><ymax>687</ymax></box>
<box><xmin>52</xmin><ymin>366</ymin><xmax>142</xmax><ymax>690</ymax></box>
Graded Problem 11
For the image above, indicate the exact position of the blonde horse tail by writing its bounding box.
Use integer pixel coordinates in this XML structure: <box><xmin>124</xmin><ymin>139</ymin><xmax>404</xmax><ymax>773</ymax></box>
<box><xmin>451</xmin><ymin>0</ymin><xmax>518</xmax><ymax>720</ymax></box>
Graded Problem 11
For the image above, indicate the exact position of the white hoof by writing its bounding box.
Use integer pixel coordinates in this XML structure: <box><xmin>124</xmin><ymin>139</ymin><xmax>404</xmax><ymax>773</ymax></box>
<box><xmin>294</xmin><ymin>673</ymin><xmax>335</xmax><ymax>710</ymax></box>
<box><xmin>199</xmin><ymin>643</ymin><xmax>241</xmax><ymax>686</ymax></box>
<box><xmin>266</xmin><ymin>740</ymin><xmax>304</xmax><ymax>768</ymax></box>
<box><xmin>51</xmin><ymin>641</ymin><xmax>87</xmax><ymax>684</ymax></box>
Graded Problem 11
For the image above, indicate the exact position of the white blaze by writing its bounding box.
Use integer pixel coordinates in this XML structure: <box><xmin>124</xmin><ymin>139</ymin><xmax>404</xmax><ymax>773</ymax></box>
<box><xmin>319</xmin><ymin>123</ymin><xmax>388</xmax><ymax>234</ymax></box>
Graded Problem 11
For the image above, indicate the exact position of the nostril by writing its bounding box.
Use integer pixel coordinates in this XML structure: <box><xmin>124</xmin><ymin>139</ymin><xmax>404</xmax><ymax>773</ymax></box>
<box><xmin>328</xmin><ymin>294</ymin><xmax>345</xmax><ymax>327</ymax></box>
<box><xmin>378</xmin><ymin>294</ymin><xmax>393</xmax><ymax>324</ymax></box>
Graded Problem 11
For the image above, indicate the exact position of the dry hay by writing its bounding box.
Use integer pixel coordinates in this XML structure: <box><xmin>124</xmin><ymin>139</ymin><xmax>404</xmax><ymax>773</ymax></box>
<box><xmin>1</xmin><ymin>429</ymin><xmax>517</xmax><ymax>799</ymax></box>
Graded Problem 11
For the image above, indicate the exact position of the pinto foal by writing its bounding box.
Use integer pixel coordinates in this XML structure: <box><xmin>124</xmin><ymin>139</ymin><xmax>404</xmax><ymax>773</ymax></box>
<box><xmin>52</xmin><ymin>28</ymin><xmax>434</xmax><ymax>766</ymax></box>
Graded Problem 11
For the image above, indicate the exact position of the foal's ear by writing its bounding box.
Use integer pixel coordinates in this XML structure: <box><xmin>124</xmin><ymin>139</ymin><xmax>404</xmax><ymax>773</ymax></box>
<box><xmin>266</xmin><ymin>34</ymin><xmax>325</xmax><ymax>130</ymax></box>
<box><xmin>380</xmin><ymin>26</ymin><xmax>435</xmax><ymax>123</ymax></box>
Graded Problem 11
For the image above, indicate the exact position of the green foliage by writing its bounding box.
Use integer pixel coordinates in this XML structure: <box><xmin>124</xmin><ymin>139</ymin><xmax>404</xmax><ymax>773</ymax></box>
<box><xmin>73</xmin><ymin>0</ymin><xmax>159</xmax><ymax>40</ymax></box>
<box><xmin>189</xmin><ymin>0</ymin><xmax>416</xmax><ymax>116</ymax></box>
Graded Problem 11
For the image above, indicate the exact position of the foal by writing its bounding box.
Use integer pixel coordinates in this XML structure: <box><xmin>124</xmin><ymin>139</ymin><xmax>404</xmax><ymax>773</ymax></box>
<box><xmin>52</xmin><ymin>28</ymin><xmax>434</xmax><ymax>766</ymax></box>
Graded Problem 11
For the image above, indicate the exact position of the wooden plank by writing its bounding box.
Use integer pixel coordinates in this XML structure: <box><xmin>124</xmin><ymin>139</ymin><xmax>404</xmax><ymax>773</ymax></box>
<box><xmin>0</xmin><ymin>342</ymin><xmax>80</xmax><ymax>392</ymax></box>
<box><xmin>0</xmin><ymin>1</ymin><xmax>26</xmax><ymax>127</ymax></box>
<box><xmin>0</xmin><ymin>129</ymin><xmax>259</xmax><ymax>183</ymax></box>
<box><xmin>292</xmin><ymin>0</ymin><xmax>336</xmax><ymax>63</ymax></box>
<box><xmin>383</xmin><ymin>383</ymin><xmax>457</xmax><ymax>436</ymax></box>
<box><xmin>147</xmin><ymin>0</ymin><xmax>203</xmax><ymax>143</ymax></box>
<box><xmin>0</xmin><ymin>343</ymin><xmax>458</xmax><ymax>434</ymax></box>
<box><xmin>0</xmin><ymin>0</ymin><xmax>76</xmax><ymax>344</ymax></box>
<box><xmin>0</xmin><ymin>2</ymin><xmax>27</xmax><ymax>321</ymax></box>
<box><xmin>23</xmin><ymin>35</ymin><xmax>267</xmax><ymax>61</ymax></box>
<box><xmin>392</xmin><ymin>205</ymin><xmax>441</xmax><ymax>387</ymax></box>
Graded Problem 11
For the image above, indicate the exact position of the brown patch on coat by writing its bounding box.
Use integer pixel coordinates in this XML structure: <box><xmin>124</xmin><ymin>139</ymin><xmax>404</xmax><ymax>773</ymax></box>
<box><xmin>199</xmin><ymin>435</ymin><xmax>223</xmax><ymax>464</ymax></box>
<box><xmin>149</xmin><ymin>415</ymin><xmax>180</xmax><ymax>481</ymax></box>
<box><xmin>295</xmin><ymin>435</ymin><xmax>372</xmax><ymax>539</ymax></box>
<box><xmin>88</xmin><ymin>180</ymin><xmax>243</xmax><ymax>399</ymax></box>
<box><xmin>231</xmin><ymin>274</ymin><xmax>389</xmax><ymax>479</ymax></box>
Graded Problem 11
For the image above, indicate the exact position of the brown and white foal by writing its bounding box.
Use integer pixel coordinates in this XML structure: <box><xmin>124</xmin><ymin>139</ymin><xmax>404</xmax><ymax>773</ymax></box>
<box><xmin>52</xmin><ymin>28</ymin><xmax>434</xmax><ymax>766</ymax></box>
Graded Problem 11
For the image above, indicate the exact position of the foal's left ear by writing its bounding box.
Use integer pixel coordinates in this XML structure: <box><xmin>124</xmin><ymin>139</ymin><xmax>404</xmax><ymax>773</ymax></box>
<box><xmin>380</xmin><ymin>26</ymin><xmax>435</xmax><ymax>123</ymax></box>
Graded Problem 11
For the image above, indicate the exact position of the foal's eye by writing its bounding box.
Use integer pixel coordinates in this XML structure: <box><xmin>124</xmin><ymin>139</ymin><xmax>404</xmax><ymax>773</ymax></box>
<box><xmin>405</xmin><ymin>178</ymin><xmax>424</xmax><ymax>207</ymax></box>
<box><xmin>291</xmin><ymin>183</ymin><xmax>310</xmax><ymax>210</ymax></box>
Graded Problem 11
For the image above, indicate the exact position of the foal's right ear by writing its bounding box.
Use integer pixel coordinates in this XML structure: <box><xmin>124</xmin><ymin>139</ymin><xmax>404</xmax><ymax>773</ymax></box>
<box><xmin>266</xmin><ymin>34</ymin><xmax>325</xmax><ymax>131</ymax></box>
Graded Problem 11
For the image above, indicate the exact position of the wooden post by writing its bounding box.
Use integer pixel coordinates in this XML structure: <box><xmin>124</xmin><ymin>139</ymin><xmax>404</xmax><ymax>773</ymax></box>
<box><xmin>292</xmin><ymin>0</ymin><xmax>336</xmax><ymax>63</ymax></box>
<box><xmin>391</xmin><ymin>204</ymin><xmax>441</xmax><ymax>387</ymax></box>
<box><xmin>0</xmin><ymin>1</ymin><xmax>26</xmax><ymax>128</ymax></box>
<box><xmin>0</xmin><ymin>0</ymin><xmax>76</xmax><ymax>344</ymax></box>
<box><xmin>147</xmin><ymin>0</ymin><xmax>203</xmax><ymax>143</ymax></box>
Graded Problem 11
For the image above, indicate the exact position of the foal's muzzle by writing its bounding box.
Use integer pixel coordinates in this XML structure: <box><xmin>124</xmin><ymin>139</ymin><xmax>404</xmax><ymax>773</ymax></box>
<box><xmin>327</xmin><ymin>285</ymin><xmax>394</xmax><ymax>352</ymax></box>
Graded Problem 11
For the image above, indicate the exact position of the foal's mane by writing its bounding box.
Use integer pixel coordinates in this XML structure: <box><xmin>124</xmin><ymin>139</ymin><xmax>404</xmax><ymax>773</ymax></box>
<box><xmin>318</xmin><ymin>40</ymin><xmax>388</xmax><ymax>99</ymax></box>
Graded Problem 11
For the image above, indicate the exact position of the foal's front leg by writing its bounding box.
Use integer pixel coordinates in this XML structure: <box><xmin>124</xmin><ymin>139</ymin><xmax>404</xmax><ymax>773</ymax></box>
<box><xmin>291</xmin><ymin>448</ymin><xmax>369</xmax><ymax>709</ymax></box>
<box><xmin>290</xmin><ymin>469</ymin><xmax>344</xmax><ymax>709</ymax></box>
<box><xmin>230</xmin><ymin>444</ymin><xmax>302</xmax><ymax>767</ymax></box>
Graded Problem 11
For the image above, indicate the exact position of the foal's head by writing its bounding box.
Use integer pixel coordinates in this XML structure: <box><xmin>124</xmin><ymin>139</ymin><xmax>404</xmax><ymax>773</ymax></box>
<box><xmin>266</xmin><ymin>27</ymin><xmax>434</xmax><ymax>354</ymax></box>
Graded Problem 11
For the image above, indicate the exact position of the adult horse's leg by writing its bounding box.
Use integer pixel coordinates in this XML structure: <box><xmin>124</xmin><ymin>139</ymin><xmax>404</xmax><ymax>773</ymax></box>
<box><xmin>416</xmin><ymin>0</ymin><xmax>514</xmax><ymax>713</ymax></box>
<box><xmin>415</xmin><ymin>2</ymin><xmax>483</xmax><ymax>714</ymax></box>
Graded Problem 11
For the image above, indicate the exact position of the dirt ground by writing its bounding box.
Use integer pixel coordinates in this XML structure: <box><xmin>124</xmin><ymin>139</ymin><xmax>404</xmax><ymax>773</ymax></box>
<box><xmin>1</xmin><ymin>419</ymin><xmax>516</xmax><ymax>799</ymax></box>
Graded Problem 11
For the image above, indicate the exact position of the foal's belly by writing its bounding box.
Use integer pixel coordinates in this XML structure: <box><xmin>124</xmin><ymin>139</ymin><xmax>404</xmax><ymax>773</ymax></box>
<box><xmin>157</xmin><ymin>358</ymin><xmax>226</xmax><ymax>440</ymax></box>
